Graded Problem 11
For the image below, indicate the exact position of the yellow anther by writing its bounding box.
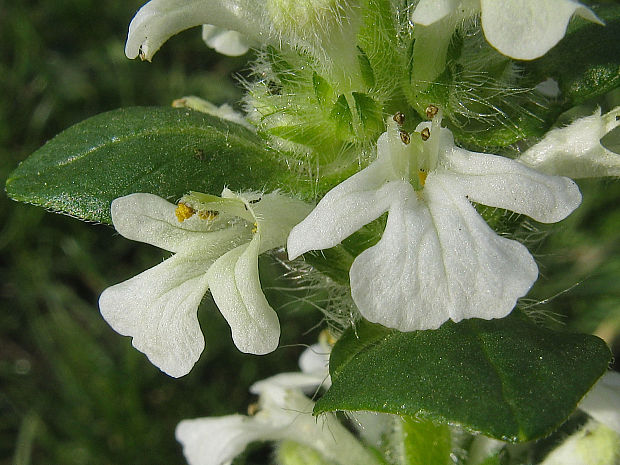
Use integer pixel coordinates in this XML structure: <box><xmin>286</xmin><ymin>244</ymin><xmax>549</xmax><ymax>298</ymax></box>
<box><xmin>252</xmin><ymin>222</ymin><xmax>258</xmax><ymax>234</ymax></box>
<box><xmin>175</xmin><ymin>203</ymin><xmax>195</xmax><ymax>222</ymax></box>
<box><xmin>198</xmin><ymin>210</ymin><xmax>218</xmax><ymax>221</ymax></box>
<box><xmin>418</xmin><ymin>170</ymin><xmax>428</xmax><ymax>187</ymax></box>
<box><xmin>319</xmin><ymin>328</ymin><xmax>337</xmax><ymax>347</ymax></box>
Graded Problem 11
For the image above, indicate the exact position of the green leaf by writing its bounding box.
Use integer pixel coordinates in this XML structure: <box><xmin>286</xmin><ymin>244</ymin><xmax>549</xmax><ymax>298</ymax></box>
<box><xmin>352</xmin><ymin>92</ymin><xmax>383</xmax><ymax>135</ymax></box>
<box><xmin>314</xmin><ymin>313</ymin><xmax>611</xmax><ymax>443</ymax></box>
<box><xmin>523</xmin><ymin>4</ymin><xmax>620</xmax><ymax>106</ymax></box>
<box><xmin>313</xmin><ymin>72</ymin><xmax>332</xmax><ymax>108</ymax></box>
<box><xmin>330</xmin><ymin>95</ymin><xmax>354</xmax><ymax>138</ymax></box>
<box><xmin>400</xmin><ymin>417</ymin><xmax>452</xmax><ymax>465</ymax></box>
<box><xmin>6</xmin><ymin>107</ymin><xmax>288</xmax><ymax>224</ymax></box>
<box><xmin>357</xmin><ymin>46</ymin><xmax>375</xmax><ymax>88</ymax></box>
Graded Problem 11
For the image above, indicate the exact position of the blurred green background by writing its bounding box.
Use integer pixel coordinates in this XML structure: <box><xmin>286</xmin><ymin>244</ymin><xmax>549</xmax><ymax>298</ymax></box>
<box><xmin>0</xmin><ymin>2</ymin><xmax>319</xmax><ymax>464</ymax></box>
<box><xmin>0</xmin><ymin>1</ymin><xmax>618</xmax><ymax>464</ymax></box>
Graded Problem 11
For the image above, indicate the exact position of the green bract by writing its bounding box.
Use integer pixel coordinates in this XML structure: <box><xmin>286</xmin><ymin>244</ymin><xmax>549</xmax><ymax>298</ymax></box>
<box><xmin>315</xmin><ymin>314</ymin><xmax>611</xmax><ymax>442</ymax></box>
<box><xmin>6</xmin><ymin>107</ymin><xmax>290</xmax><ymax>223</ymax></box>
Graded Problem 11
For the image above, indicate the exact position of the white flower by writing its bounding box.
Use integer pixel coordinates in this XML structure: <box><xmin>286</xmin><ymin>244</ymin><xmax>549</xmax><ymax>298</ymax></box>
<box><xmin>99</xmin><ymin>189</ymin><xmax>311</xmax><ymax>377</ymax></box>
<box><xmin>579</xmin><ymin>371</ymin><xmax>620</xmax><ymax>435</ymax></box>
<box><xmin>539</xmin><ymin>420</ymin><xmax>619</xmax><ymax>465</ymax></box>
<box><xmin>124</xmin><ymin>0</ymin><xmax>264</xmax><ymax>60</ymax></box>
<box><xmin>517</xmin><ymin>107</ymin><xmax>620</xmax><ymax>178</ymax></box>
<box><xmin>171</xmin><ymin>96</ymin><xmax>253</xmax><ymax>129</ymax></box>
<box><xmin>125</xmin><ymin>0</ymin><xmax>360</xmax><ymax>64</ymax></box>
<box><xmin>288</xmin><ymin>112</ymin><xmax>582</xmax><ymax>331</ymax></box>
<box><xmin>176</xmin><ymin>345</ymin><xmax>378</xmax><ymax>465</ymax></box>
<box><xmin>411</xmin><ymin>0</ymin><xmax>603</xmax><ymax>60</ymax></box>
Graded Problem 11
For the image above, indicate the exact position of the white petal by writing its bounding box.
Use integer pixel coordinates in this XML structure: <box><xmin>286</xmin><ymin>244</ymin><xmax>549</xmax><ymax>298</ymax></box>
<box><xmin>173</xmin><ymin>96</ymin><xmax>253</xmax><ymax>129</ymax></box>
<box><xmin>202</xmin><ymin>25</ymin><xmax>251</xmax><ymax>56</ymax></box>
<box><xmin>251</xmin><ymin>193</ymin><xmax>314</xmax><ymax>253</ymax></box>
<box><xmin>410</xmin><ymin>0</ymin><xmax>459</xmax><ymax>26</ymax></box>
<box><xmin>579</xmin><ymin>371</ymin><xmax>620</xmax><ymax>434</ymax></box>
<box><xmin>298</xmin><ymin>343</ymin><xmax>330</xmax><ymax>378</ymax></box>
<box><xmin>480</xmin><ymin>0</ymin><xmax>603</xmax><ymax>60</ymax></box>
<box><xmin>125</xmin><ymin>0</ymin><xmax>266</xmax><ymax>61</ymax></box>
<box><xmin>518</xmin><ymin>107</ymin><xmax>620</xmax><ymax>179</ymax></box>
<box><xmin>287</xmin><ymin>160</ymin><xmax>407</xmax><ymax>259</ymax></box>
<box><xmin>99</xmin><ymin>253</ymin><xmax>212</xmax><ymax>377</ymax></box>
<box><xmin>250</xmin><ymin>372</ymin><xmax>328</xmax><ymax>395</ymax></box>
<box><xmin>351</xmin><ymin>179</ymin><xmax>538</xmax><ymax>331</ymax></box>
<box><xmin>176</xmin><ymin>415</ymin><xmax>273</xmax><ymax>465</ymax></box>
<box><xmin>439</xmin><ymin>131</ymin><xmax>582</xmax><ymax>223</ymax></box>
<box><xmin>347</xmin><ymin>412</ymin><xmax>394</xmax><ymax>449</ymax></box>
<box><xmin>207</xmin><ymin>235</ymin><xmax>280</xmax><ymax>354</ymax></box>
<box><xmin>111</xmin><ymin>193</ymin><xmax>222</xmax><ymax>253</ymax></box>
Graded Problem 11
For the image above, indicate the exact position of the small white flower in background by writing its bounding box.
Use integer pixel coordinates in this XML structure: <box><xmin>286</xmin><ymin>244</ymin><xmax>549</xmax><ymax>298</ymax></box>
<box><xmin>579</xmin><ymin>371</ymin><xmax>620</xmax><ymax>435</ymax></box>
<box><xmin>518</xmin><ymin>107</ymin><xmax>620</xmax><ymax>178</ymax></box>
<box><xmin>410</xmin><ymin>0</ymin><xmax>603</xmax><ymax>60</ymax></box>
<box><xmin>99</xmin><ymin>189</ymin><xmax>311</xmax><ymax>378</ymax></box>
<box><xmin>176</xmin><ymin>343</ymin><xmax>379</xmax><ymax>465</ymax></box>
<box><xmin>539</xmin><ymin>420</ymin><xmax>619</xmax><ymax>465</ymax></box>
<box><xmin>171</xmin><ymin>95</ymin><xmax>253</xmax><ymax>129</ymax></box>
<box><xmin>288</xmin><ymin>109</ymin><xmax>582</xmax><ymax>331</ymax></box>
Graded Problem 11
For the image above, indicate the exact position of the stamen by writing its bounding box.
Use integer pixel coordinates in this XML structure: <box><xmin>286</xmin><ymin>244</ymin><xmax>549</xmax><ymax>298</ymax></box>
<box><xmin>425</xmin><ymin>104</ymin><xmax>439</xmax><ymax>119</ymax></box>
<box><xmin>393</xmin><ymin>111</ymin><xmax>406</xmax><ymax>125</ymax></box>
<box><xmin>138</xmin><ymin>45</ymin><xmax>147</xmax><ymax>61</ymax></box>
<box><xmin>252</xmin><ymin>222</ymin><xmax>258</xmax><ymax>234</ymax></box>
<box><xmin>247</xmin><ymin>403</ymin><xmax>259</xmax><ymax>416</ymax></box>
<box><xmin>175</xmin><ymin>203</ymin><xmax>195</xmax><ymax>222</ymax></box>
<box><xmin>198</xmin><ymin>210</ymin><xmax>219</xmax><ymax>221</ymax></box>
<box><xmin>400</xmin><ymin>130</ymin><xmax>411</xmax><ymax>145</ymax></box>
<box><xmin>421</xmin><ymin>127</ymin><xmax>430</xmax><ymax>141</ymax></box>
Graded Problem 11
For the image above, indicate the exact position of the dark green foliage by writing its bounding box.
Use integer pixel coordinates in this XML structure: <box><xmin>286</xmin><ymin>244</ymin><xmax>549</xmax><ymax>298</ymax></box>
<box><xmin>6</xmin><ymin>107</ymin><xmax>289</xmax><ymax>223</ymax></box>
<box><xmin>315</xmin><ymin>315</ymin><xmax>611</xmax><ymax>442</ymax></box>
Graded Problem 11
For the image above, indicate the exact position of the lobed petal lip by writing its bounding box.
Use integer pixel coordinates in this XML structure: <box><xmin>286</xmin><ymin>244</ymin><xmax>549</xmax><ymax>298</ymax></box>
<box><xmin>206</xmin><ymin>237</ymin><xmax>281</xmax><ymax>355</ymax></box>
<box><xmin>98</xmin><ymin>253</ymin><xmax>212</xmax><ymax>378</ymax></box>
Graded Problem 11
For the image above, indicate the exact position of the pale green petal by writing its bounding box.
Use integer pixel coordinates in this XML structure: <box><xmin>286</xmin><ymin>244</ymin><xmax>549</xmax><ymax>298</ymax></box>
<box><xmin>125</xmin><ymin>0</ymin><xmax>267</xmax><ymax>60</ymax></box>
<box><xmin>410</xmin><ymin>0</ymin><xmax>460</xmax><ymax>25</ymax></box>
<box><xmin>206</xmin><ymin>235</ymin><xmax>280</xmax><ymax>354</ymax></box>
<box><xmin>99</xmin><ymin>253</ymin><xmax>212</xmax><ymax>378</ymax></box>
<box><xmin>480</xmin><ymin>0</ymin><xmax>603</xmax><ymax>60</ymax></box>
<box><xmin>539</xmin><ymin>420</ymin><xmax>620</xmax><ymax>465</ymax></box>
<box><xmin>173</xmin><ymin>96</ymin><xmax>253</xmax><ymax>128</ymax></box>
<box><xmin>250</xmin><ymin>192</ymin><xmax>313</xmax><ymax>253</ymax></box>
<box><xmin>518</xmin><ymin>107</ymin><xmax>620</xmax><ymax>178</ymax></box>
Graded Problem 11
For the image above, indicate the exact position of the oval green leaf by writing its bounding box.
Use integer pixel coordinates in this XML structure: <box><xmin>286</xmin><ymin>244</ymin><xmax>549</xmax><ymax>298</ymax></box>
<box><xmin>6</xmin><ymin>107</ymin><xmax>289</xmax><ymax>224</ymax></box>
<box><xmin>314</xmin><ymin>313</ymin><xmax>611</xmax><ymax>443</ymax></box>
